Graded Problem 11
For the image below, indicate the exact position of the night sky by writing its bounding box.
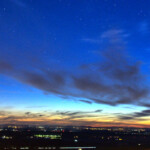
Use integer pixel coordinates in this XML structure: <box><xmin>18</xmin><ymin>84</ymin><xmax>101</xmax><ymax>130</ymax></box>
<box><xmin>1</xmin><ymin>0</ymin><xmax>150</xmax><ymax>127</ymax></box>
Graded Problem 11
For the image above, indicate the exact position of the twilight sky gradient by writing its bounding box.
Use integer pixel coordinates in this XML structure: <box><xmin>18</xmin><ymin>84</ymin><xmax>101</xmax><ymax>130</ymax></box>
<box><xmin>1</xmin><ymin>0</ymin><xmax>150</xmax><ymax>127</ymax></box>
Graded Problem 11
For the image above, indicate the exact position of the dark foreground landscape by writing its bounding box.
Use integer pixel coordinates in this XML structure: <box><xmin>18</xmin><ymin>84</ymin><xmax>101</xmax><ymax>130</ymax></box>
<box><xmin>0</xmin><ymin>125</ymin><xmax>150</xmax><ymax>150</ymax></box>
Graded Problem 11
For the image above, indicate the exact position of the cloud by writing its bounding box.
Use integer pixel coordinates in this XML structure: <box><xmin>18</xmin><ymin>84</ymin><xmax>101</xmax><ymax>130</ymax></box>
<box><xmin>79</xmin><ymin>100</ymin><xmax>92</xmax><ymax>104</ymax></box>
<box><xmin>0</xmin><ymin>110</ymin><xmax>103</xmax><ymax>126</ymax></box>
<box><xmin>0</xmin><ymin>61</ymin><xmax>13</xmax><ymax>72</ymax></box>
<box><xmin>0</xmin><ymin>115</ymin><xmax>149</xmax><ymax>128</ymax></box>
<box><xmin>53</xmin><ymin>110</ymin><xmax>102</xmax><ymax>120</ymax></box>
<box><xmin>25</xmin><ymin>112</ymin><xmax>31</xmax><ymax>115</ymax></box>
<box><xmin>119</xmin><ymin>109</ymin><xmax>150</xmax><ymax>120</ymax></box>
<box><xmin>0</xmin><ymin>110</ymin><xmax>149</xmax><ymax>127</ymax></box>
<box><xmin>95</xmin><ymin>109</ymin><xmax>102</xmax><ymax>112</ymax></box>
<box><xmin>0</xmin><ymin>111</ymin><xmax>8</xmax><ymax>116</ymax></box>
<box><xmin>0</xmin><ymin>29</ymin><xmax>149</xmax><ymax>107</ymax></box>
<box><xmin>73</xmin><ymin>30</ymin><xmax>149</xmax><ymax>106</ymax></box>
<box><xmin>82</xmin><ymin>29</ymin><xmax>129</xmax><ymax>44</ymax></box>
<box><xmin>141</xmin><ymin>103</ymin><xmax>150</xmax><ymax>108</ymax></box>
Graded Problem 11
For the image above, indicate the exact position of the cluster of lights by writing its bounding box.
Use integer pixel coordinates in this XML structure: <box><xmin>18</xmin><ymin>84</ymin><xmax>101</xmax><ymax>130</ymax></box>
<box><xmin>1</xmin><ymin>135</ymin><xmax>12</xmax><ymax>139</ymax></box>
<box><xmin>34</xmin><ymin>134</ymin><xmax>61</xmax><ymax>139</ymax></box>
<box><xmin>3</xmin><ymin>147</ymin><xmax>96</xmax><ymax>150</ymax></box>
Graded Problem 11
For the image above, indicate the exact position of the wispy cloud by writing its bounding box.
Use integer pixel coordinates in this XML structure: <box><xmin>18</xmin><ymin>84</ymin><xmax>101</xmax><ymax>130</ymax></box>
<box><xmin>53</xmin><ymin>109</ymin><xmax>102</xmax><ymax>120</ymax></box>
<box><xmin>119</xmin><ymin>109</ymin><xmax>150</xmax><ymax>120</ymax></box>
<box><xmin>82</xmin><ymin>29</ymin><xmax>129</xmax><ymax>44</ymax></box>
<box><xmin>0</xmin><ymin>109</ymin><xmax>150</xmax><ymax>127</ymax></box>
<box><xmin>79</xmin><ymin>100</ymin><xmax>93</xmax><ymax>104</ymax></box>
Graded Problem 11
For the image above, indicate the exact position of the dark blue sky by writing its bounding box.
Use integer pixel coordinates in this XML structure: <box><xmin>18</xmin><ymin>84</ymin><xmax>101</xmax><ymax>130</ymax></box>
<box><xmin>1</xmin><ymin>0</ymin><xmax>150</xmax><ymax>64</ymax></box>
<box><xmin>0</xmin><ymin>0</ymin><xmax>150</xmax><ymax>127</ymax></box>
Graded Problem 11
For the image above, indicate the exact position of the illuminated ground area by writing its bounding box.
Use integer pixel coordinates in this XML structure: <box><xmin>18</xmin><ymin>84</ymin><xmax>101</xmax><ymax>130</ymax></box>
<box><xmin>0</xmin><ymin>126</ymin><xmax>150</xmax><ymax>150</ymax></box>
